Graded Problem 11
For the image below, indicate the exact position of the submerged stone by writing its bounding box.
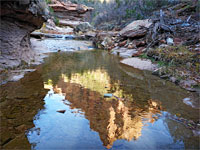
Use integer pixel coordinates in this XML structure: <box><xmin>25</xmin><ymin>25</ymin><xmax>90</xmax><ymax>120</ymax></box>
<box><xmin>104</xmin><ymin>93</ymin><xmax>113</xmax><ymax>98</ymax></box>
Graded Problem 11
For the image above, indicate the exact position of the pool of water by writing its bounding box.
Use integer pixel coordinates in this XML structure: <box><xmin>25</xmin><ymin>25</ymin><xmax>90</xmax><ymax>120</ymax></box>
<box><xmin>0</xmin><ymin>50</ymin><xmax>199</xmax><ymax>149</ymax></box>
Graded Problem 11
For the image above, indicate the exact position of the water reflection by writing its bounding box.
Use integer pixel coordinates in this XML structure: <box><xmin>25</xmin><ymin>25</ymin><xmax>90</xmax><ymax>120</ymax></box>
<box><xmin>30</xmin><ymin>51</ymin><xmax>198</xmax><ymax>149</ymax></box>
<box><xmin>1</xmin><ymin>50</ymin><xmax>199</xmax><ymax>149</ymax></box>
<box><xmin>52</xmin><ymin>74</ymin><xmax>162</xmax><ymax>148</ymax></box>
<box><xmin>0</xmin><ymin>70</ymin><xmax>47</xmax><ymax>149</ymax></box>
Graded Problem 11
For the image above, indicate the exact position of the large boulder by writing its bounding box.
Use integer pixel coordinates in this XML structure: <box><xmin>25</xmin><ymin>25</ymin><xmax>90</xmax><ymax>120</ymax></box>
<box><xmin>120</xmin><ymin>19</ymin><xmax>152</xmax><ymax>38</ymax></box>
<box><xmin>74</xmin><ymin>22</ymin><xmax>93</xmax><ymax>33</ymax></box>
<box><xmin>0</xmin><ymin>0</ymin><xmax>49</xmax><ymax>70</ymax></box>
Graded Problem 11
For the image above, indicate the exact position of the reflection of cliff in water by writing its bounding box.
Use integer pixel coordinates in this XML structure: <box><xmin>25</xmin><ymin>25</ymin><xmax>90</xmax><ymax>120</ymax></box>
<box><xmin>42</xmin><ymin>51</ymin><xmax>199</xmax><ymax>149</ymax></box>
<box><xmin>52</xmin><ymin>76</ymin><xmax>162</xmax><ymax>148</ymax></box>
<box><xmin>42</xmin><ymin>51</ymin><xmax>199</xmax><ymax>122</ymax></box>
<box><xmin>0</xmin><ymin>70</ymin><xmax>47</xmax><ymax>149</ymax></box>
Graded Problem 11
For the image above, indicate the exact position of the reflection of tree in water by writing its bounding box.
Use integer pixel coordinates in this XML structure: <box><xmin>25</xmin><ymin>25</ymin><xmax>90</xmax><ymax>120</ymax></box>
<box><xmin>42</xmin><ymin>51</ymin><xmax>151</xmax><ymax>104</ymax></box>
<box><xmin>43</xmin><ymin>51</ymin><xmax>199</xmax><ymax>149</ymax></box>
<box><xmin>53</xmin><ymin>76</ymin><xmax>162</xmax><ymax>148</ymax></box>
<box><xmin>42</xmin><ymin>51</ymin><xmax>105</xmax><ymax>86</ymax></box>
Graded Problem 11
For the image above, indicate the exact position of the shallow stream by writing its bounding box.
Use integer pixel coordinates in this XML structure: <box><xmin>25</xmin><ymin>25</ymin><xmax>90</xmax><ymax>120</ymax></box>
<box><xmin>0</xmin><ymin>40</ymin><xmax>199</xmax><ymax>149</ymax></box>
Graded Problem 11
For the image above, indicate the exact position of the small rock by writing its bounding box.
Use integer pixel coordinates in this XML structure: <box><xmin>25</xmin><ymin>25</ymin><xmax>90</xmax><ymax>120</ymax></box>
<box><xmin>57</xmin><ymin>110</ymin><xmax>66</xmax><ymax>114</ymax></box>
<box><xmin>167</xmin><ymin>38</ymin><xmax>174</xmax><ymax>46</ymax></box>
<box><xmin>132</xmin><ymin>51</ymin><xmax>143</xmax><ymax>57</ymax></box>
<box><xmin>152</xmin><ymin>68</ymin><xmax>160</xmax><ymax>75</ymax></box>
<box><xmin>119</xmin><ymin>40</ymin><xmax>127</xmax><ymax>47</ymax></box>
<box><xmin>160</xmin><ymin>74</ymin><xmax>170</xmax><ymax>79</ymax></box>
<box><xmin>193</xmin><ymin>130</ymin><xmax>200</xmax><ymax>136</ymax></box>
<box><xmin>160</xmin><ymin>39</ymin><xmax>166</xmax><ymax>44</ymax></box>
<box><xmin>159</xmin><ymin>44</ymin><xmax>169</xmax><ymax>48</ymax></box>
<box><xmin>114</xmin><ymin>43</ymin><xmax>118</xmax><ymax>47</ymax></box>
<box><xmin>186</xmin><ymin>62</ymin><xmax>191</xmax><ymax>69</ymax></box>
<box><xmin>112</xmin><ymin>48</ymin><xmax>138</xmax><ymax>58</ymax></box>
<box><xmin>169</xmin><ymin>77</ymin><xmax>177</xmax><ymax>83</ymax></box>
<box><xmin>120</xmin><ymin>49</ymin><xmax>138</xmax><ymax>58</ymax></box>
<box><xmin>180</xmin><ymin>80</ymin><xmax>197</xmax><ymax>88</ymax></box>
<box><xmin>101</xmin><ymin>37</ymin><xmax>113</xmax><ymax>48</ymax></box>
<box><xmin>104</xmin><ymin>93</ymin><xmax>113</xmax><ymax>98</ymax></box>
<box><xmin>194</xmin><ymin>47</ymin><xmax>200</xmax><ymax>51</ymax></box>
<box><xmin>134</xmin><ymin>41</ymin><xmax>146</xmax><ymax>47</ymax></box>
<box><xmin>127</xmin><ymin>44</ymin><xmax>136</xmax><ymax>49</ymax></box>
<box><xmin>183</xmin><ymin>97</ymin><xmax>196</xmax><ymax>108</ymax></box>
<box><xmin>174</xmin><ymin>38</ymin><xmax>182</xmax><ymax>45</ymax></box>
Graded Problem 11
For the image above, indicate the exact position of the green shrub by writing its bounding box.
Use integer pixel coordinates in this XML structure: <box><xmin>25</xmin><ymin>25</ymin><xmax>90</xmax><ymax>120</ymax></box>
<box><xmin>54</xmin><ymin>17</ymin><xmax>60</xmax><ymax>26</ymax></box>
<box><xmin>49</xmin><ymin>6</ymin><xmax>54</xmax><ymax>13</ymax></box>
<box><xmin>45</xmin><ymin>0</ymin><xmax>52</xmax><ymax>4</ymax></box>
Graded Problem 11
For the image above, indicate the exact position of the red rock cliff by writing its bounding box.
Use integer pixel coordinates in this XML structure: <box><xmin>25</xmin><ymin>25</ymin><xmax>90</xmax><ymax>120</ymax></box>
<box><xmin>0</xmin><ymin>0</ymin><xmax>49</xmax><ymax>70</ymax></box>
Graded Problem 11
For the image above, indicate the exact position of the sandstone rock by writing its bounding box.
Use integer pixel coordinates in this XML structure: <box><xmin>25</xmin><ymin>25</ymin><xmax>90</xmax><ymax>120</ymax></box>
<box><xmin>132</xmin><ymin>47</ymin><xmax>145</xmax><ymax>57</ymax></box>
<box><xmin>160</xmin><ymin>39</ymin><xmax>166</xmax><ymax>44</ymax></box>
<box><xmin>127</xmin><ymin>44</ymin><xmax>136</xmax><ymax>49</ymax></box>
<box><xmin>93</xmin><ymin>31</ymin><xmax>118</xmax><ymax>49</ymax></box>
<box><xmin>46</xmin><ymin>19</ymin><xmax>56</xmax><ymax>28</ymax></box>
<box><xmin>169</xmin><ymin>77</ymin><xmax>177</xmax><ymax>83</ymax></box>
<box><xmin>133</xmin><ymin>40</ymin><xmax>146</xmax><ymax>47</ymax></box>
<box><xmin>101</xmin><ymin>37</ymin><xmax>114</xmax><ymax>49</ymax></box>
<box><xmin>49</xmin><ymin>0</ymin><xmax>93</xmax><ymax>22</ymax></box>
<box><xmin>120</xmin><ymin>58</ymin><xmax>158</xmax><ymax>71</ymax></box>
<box><xmin>132</xmin><ymin>51</ymin><xmax>143</xmax><ymax>57</ymax></box>
<box><xmin>84</xmin><ymin>31</ymin><xmax>96</xmax><ymax>39</ymax></box>
<box><xmin>59</xmin><ymin>20</ymin><xmax>82</xmax><ymax>28</ymax></box>
<box><xmin>174</xmin><ymin>38</ymin><xmax>182</xmax><ymax>45</ymax></box>
<box><xmin>0</xmin><ymin>0</ymin><xmax>48</xmax><ymax>69</ymax></box>
<box><xmin>120</xmin><ymin>19</ymin><xmax>152</xmax><ymax>38</ymax></box>
<box><xmin>119</xmin><ymin>40</ymin><xmax>127</xmax><ymax>47</ymax></box>
<box><xmin>74</xmin><ymin>22</ymin><xmax>93</xmax><ymax>33</ymax></box>
<box><xmin>112</xmin><ymin>48</ymin><xmax>138</xmax><ymax>58</ymax></box>
<box><xmin>180</xmin><ymin>80</ymin><xmax>198</xmax><ymax>89</ymax></box>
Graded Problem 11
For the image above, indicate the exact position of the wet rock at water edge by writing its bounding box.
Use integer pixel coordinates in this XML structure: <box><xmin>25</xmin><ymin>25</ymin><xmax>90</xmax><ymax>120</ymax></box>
<box><xmin>112</xmin><ymin>47</ymin><xmax>138</xmax><ymax>58</ymax></box>
<box><xmin>121</xmin><ymin>58</ymin><xmax>158</xmax><ymax>71</ymax></box>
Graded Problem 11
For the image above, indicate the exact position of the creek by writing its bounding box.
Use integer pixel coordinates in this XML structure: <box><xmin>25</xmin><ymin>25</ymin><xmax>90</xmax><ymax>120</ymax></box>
<box><xmin>0</xmin><ymin>38</ymin><xmax>199</xmax><ymax>149</ymax></box>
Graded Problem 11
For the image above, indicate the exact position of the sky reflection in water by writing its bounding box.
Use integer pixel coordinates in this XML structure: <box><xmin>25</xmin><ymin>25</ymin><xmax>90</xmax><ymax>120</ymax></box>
<box><xmin>27</xmin><ymin>89</ymin><xmax>184</xmax><ymax>150</ymax></box>
<box><xmin>27</xmin><ymin>51</ymin><xmax>198</xmax><ymax>149</ymax></box>
<box><xmin>27</xmin><ymin>77</ymin><xmax>183</xmax><ymax>149</ymax></box>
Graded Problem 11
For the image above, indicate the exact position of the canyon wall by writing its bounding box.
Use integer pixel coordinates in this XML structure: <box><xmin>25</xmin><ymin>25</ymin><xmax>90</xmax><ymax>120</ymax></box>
<box><xmin>0</xmin><ymin>0</ymin><xmax>49</xmax><ymax>70</ymax></box>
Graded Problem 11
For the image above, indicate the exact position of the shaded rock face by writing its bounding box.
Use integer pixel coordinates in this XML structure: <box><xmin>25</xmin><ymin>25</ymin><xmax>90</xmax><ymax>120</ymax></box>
<box><xmin>0</xmin><ymin>0</ymin><xmax>48</xmax><ymax>70</ymax></box>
